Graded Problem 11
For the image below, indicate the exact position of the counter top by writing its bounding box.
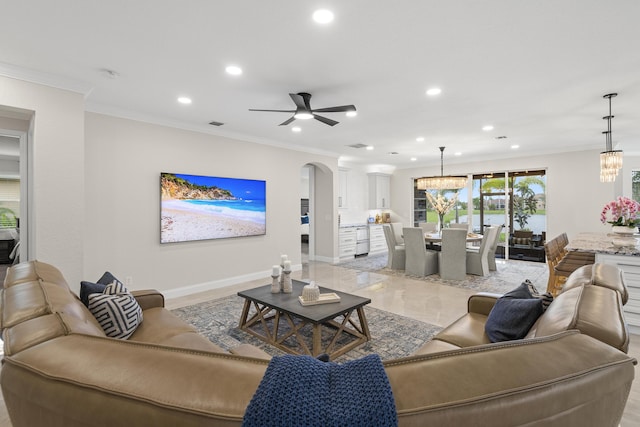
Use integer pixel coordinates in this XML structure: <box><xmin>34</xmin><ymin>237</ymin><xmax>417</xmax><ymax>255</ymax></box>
<box><xmin>339</xmin><ymin>223</ymin><xmax>368</xmax><ymax>229</ymax></box>
<box><xmin>567</xmin><ymin>232</ymin><xmax>640</xmax><ymax>256</ymax></box>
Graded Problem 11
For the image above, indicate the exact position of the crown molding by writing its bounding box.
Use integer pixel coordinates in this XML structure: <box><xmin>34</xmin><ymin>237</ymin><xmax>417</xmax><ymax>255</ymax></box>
<box><xmin>85</xmin><ymin>101</ymin><xmax>341</xmax><ymax>160</ymax></box>
<box><xmin>0</xmin><ymin>62</ymin><xmax>94</xmax><ymax>97</ymax></box>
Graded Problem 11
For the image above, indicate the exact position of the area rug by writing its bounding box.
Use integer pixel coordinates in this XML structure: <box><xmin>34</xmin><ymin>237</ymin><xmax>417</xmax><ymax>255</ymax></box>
<box><xmin>338</xmin><ymin>253</ymin><xmax>550</xmax><ymax>294</ymax></box>
<box><xmin>171</xmin><ymin>295</ymin><xmax>442</xmax><ymax>363</ymax></box>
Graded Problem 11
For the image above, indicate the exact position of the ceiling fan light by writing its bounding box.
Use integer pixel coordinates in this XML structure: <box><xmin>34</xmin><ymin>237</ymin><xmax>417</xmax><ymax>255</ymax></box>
<box><xmin>294</xmin><ymin>112</ymin><xmax>313</xmax><ymax>120</ymax></box>
<box><xmin>346</xmin><ymin>110</ymin><xmax>357</xmax><ymax>117</ymax></box>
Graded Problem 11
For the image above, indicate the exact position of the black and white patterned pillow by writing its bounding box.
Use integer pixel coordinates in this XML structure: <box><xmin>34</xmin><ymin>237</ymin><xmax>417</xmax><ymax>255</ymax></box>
<box><xmin>88</xmin><ymin>281</ymin><xmax>143</xmax><ymax>339</ymax></box>
<box><xmin>525</xmin><ymin>280</ymin><xmax>554</xmax><ymax>311</ymax></box>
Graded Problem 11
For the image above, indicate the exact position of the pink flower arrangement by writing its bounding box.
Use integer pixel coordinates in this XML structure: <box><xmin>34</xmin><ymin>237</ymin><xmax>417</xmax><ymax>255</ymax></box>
<box><xmin>600</xmin><ymin>196</ymin><xmax>640</xmax><ymax>227</ymax></box>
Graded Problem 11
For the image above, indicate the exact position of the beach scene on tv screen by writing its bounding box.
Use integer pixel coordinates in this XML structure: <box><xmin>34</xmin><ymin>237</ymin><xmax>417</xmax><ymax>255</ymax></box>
<box><xmin>161</xmin><ymin>173</ymin><xmax>266</xmax><ymax>243</ymax></box>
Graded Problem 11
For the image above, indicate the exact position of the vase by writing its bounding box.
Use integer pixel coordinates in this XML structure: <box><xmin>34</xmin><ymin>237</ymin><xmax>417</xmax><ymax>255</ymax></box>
<box><xmin>611</xmin><ymin>226</ymin><xmax>637</xmax><ymax>247</ymax></box>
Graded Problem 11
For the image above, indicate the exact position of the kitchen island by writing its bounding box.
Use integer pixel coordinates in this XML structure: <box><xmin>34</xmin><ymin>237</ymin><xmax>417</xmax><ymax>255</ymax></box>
<box><xmin>567</xmin><ymin>232</ymin><xmax>640</xmax><ymax>333</ymax></box>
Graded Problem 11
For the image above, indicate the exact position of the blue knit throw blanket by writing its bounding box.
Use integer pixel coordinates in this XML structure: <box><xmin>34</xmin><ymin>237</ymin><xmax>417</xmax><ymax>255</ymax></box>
<box><xmin>242</xmin><ymin>354</ymin><xmax>397</xmax><ymax>427</ymax></box>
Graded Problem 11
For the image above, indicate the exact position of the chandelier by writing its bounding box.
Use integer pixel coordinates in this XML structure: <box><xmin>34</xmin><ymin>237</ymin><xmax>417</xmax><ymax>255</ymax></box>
<box><xmin>600</xmin><ymin>93</ymin><xmax>623</xmax><ymax>183</ymax></box>
<box><xmin>416</xmin><ymin>146</ymin><xmax>467</xmax><ymax>190</ymax></box>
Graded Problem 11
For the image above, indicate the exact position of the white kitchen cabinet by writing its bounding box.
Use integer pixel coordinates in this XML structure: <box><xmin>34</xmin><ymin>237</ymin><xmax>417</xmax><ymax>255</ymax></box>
<box><xmin>339</xmin><ymin>228</ymin><xmax>357</xmax><ymax>258</ymax></box>
<box><xmin>368</xmin><ymin>173</ymin><xmax>391</xmax><ymax>209</ymax></box>
<box><xmin>338</xmin><ymin>168</ymin><xmax>349</xmax><ymax>209</ymax></box>
<box><xmin>368</xmin><ymin>224</ymin><xmax>387</xmax><ymax>255</ymax></box>
<box><xmin>595</xmin><ymin>253</ymin><xmax>640</xmax><ymax>334</ymax></box>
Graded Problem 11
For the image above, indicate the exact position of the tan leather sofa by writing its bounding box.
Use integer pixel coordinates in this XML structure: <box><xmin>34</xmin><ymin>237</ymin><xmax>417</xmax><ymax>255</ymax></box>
<box><xmin>0</xmin><ymin>260</ymin><xmax>636</xmax><ymax>426</ymax></box>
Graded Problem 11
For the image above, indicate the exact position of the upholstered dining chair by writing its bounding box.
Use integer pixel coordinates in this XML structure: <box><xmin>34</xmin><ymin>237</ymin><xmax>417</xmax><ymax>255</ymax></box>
<box><xmin>438</xmin><ymin>228</ymin><xmax>467</xmax><ymax>280</ymax></box>
<box><xmin>418</xmin><ymin>222</ymin><xmax>438</xmax><ymax>233</ymax></box>
<box><xmin>487</xmin><ymin>224</ymin><xmax>504</xmax><ymax>271</ymax></box>
<box><xmin>383</xmin><ymin>224</ymin><xmax>406</xmax><ymax>270</ymax></box>
<box><xmin>390</xmin><ymin>222</ymin><xmax>405</xmax><ymax>245</ymax></box>
<box><xmin>466</xmin><ymin>226</ymin><xmax>500</xmax><ymax>276</ymax></box>
<box><xmin>449</xmin><ymin>222</ymin><xmax>469</xmax><ymax>231</ymax></box>
<box><xmin>402</xmin><ymin>227</ymin><xmax>438</xmax><ymax>277</ymax></box>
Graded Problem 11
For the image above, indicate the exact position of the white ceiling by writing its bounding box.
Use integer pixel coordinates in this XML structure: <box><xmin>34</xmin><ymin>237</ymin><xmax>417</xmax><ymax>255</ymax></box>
<box><xmin>1</xmin><ymin>0</ymin><xmax>639</xmax><ymax>169</ymax></box>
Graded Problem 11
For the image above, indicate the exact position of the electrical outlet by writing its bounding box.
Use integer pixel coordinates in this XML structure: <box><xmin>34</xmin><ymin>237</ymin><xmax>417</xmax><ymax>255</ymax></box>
<box><xmin>125</xmin><ymin>276</ymin><xmax>133</xmax><ymax>286</ymax></box>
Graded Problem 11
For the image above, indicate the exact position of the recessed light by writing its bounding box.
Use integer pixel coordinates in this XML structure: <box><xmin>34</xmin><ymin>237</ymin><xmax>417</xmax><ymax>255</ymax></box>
<box><xmin>416</xmin><ymin>137</ymin><xmax>425</xmax><ymax>142</ymax></box>
<box><xmin>482</xmin><ymin>125</ymin><xmax>494</xmax><ymax>131</ymax></box>
<box><xmin>366</xmin><ymin>146</ymin><xmax>374</xmax><ymax>151</ymax></box>
<box><xmin>426</xmin><ymin>87</ymin><xmax>442</xmax><ymax>96</ymax></box>
<box><xmin>292</xmin><ymin>126</ymin><xmax>301</xmax><ymax>133</ymax></box>
<box><xmin>346</xmin><ymin>110</ymin><xmax>357</xmax><ymax>117</ymax></box>
<box><xmin>410</xmin><ymin>157</ymin><xmax>417</xmax><ymax>161</ymax></box>
<box><xmin>177</xmin><ymin>97</ymin><xmax>192</xmax><ymax>105</ymax></box>
<box><xmin>454</xmin><ymin>152</ymin><xmax>462</xmax><ymax>156</ymax></box>
<box><xmin>511</xmin><ymin>145</ymin><xmax>520</xmax><ymax>149</ymax></box>
<box><xmin>225</xmin><ymin>65</ymin><xmax>243</xmax><ymax>76</ymax></box>
<box><xmin>313</xmin><ymin>9</ymin><xmax>334</xmax><ymax>24</ymax></box>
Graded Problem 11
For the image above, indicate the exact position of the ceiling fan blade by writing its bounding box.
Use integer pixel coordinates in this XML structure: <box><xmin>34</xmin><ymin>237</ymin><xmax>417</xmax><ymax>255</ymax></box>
<box><xmin>249</xmin><ymin>108</ymin><xmax>295</xmax><ymax>113</ymax></box>
<box><xmin>279</xmin><ymin>116</ymin><xmax>296</xmax><ymax>126</ymax></box>
<box><xmin>313</xmin><ymin>114</ymin><xmax>339</xmax><ymax>126</ymax></box>
<box><xmin>312</xmin><ymin>105</ymin><xmax>356</xmax><ymax>113</ymax></box>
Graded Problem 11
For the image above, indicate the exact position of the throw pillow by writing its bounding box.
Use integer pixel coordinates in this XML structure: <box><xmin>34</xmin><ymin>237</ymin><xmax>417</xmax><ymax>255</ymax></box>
<box><xmin>524</xmin><ymin>279</ymin><xmax>554</xmax><ymax>311</ymax></box>
<box><xmin>485</xmin><ymin>298</ymin><xmax>543</xmax><ymax>343</ymax></box>
<box><xmin>503</xmin><ymin>281</ymin><xmax>534</xmax><ymax>299</ymax></box>
<box><xmin>80</xmin><ymin>281</ymin><xmax>107</xmax><ymax>307</ymax></box>
<box><xmin>79</xmin><ymin>271</ymin><xmax>125</xmax><ymax>308</ymax></box>
<box><xmin>97</xmin><ymin>271</ymin><xmax>123</xmax><ymax>286</ymax></box>
<box><xmin>88</xmin><ymin>280</ymin><xmax>143</xmax><ymax>339</ymax></box>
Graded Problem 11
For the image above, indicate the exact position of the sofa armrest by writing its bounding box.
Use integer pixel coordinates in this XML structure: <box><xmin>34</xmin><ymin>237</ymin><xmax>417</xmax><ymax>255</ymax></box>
<box><xmin>467</xmin><ymin>293</ymin><xmax>501</xmax><ymax>316</ymax></box>
<box><xmin>131</xmin><ymin>290</ymin><xmax>165</xmax><ymax>310</ymax></box>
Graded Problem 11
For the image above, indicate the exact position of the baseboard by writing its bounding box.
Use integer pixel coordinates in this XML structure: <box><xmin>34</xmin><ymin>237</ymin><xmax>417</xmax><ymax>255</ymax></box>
<box><xmin>163</xmin><ymin>264</ymin><xmax>302</xmax><ymax>300</ymax></box>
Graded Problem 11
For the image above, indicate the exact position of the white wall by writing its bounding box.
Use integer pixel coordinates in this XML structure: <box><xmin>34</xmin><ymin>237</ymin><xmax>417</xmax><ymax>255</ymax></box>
<box><xmin>0</xmin><ymin>76</ymin><xmax>85</xmax><ymax>285</ymax></box>
<box><xmin>390</xmin><ymin>149</ymin><xmax>617</xmax><ymax>240</ymax></box>
<box><xmin>84</xmin><ymin>113</ymin><xmax>338</xmax><ymax>296</ymax></box>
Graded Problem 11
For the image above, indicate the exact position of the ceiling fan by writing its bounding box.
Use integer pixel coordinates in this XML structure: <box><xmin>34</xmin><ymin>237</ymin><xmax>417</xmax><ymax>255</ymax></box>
<box><xmin>249</xmin><ymin>92</ymin><xmax>356</xmax><ymax>126</ymax></box>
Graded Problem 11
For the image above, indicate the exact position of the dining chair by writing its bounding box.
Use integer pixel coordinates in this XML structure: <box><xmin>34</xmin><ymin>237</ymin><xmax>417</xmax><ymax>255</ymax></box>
<box><xmin>487</xmin><ymin>224</ymin><xmax>504</xmax><ymax>271</ymax></box>
<box><xmin>466</xmin><ymin>226</ymin><xmax>499</xmax><ymax>276</ymax></box>
<box><xmin>383</xmin><ymin>224</ymin><xmax>406</xmax><ymax>270</ymax></box>
<box><xmin>418</xmin><ymin>222</ymin><xmax>438</xmax><ymax>233</ymax></box>
<box><xmin>402</xmin><ymin>227</ymin><xmax>438</xmax><ymax>277</ymax></box>
<box><xmin>449</xmin><ymin>222</ymin><xmax>469</xmax><ymax>231</ymax></box>
<box><xmin>390</xmin><ymin>222</ymin><xmax>405</xmax><ymax>245</ymax></box>
<box><xmin>438</xmin><ymin>228</ymin><xmax>467</xmax><ymax>280</ymax></box>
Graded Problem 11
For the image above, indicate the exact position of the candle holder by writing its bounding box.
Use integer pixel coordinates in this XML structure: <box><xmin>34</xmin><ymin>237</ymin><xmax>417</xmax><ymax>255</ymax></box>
<box><xmin>282</xmin><ymin>269</ymin><xmax>292</xmax><ymax>293</ymax></box>
<box><xmin>279</xmin><ymin>263</ymin><xmax>285</xmax><ymax>290</ymax></box>
<box><xmin>271</xmin><ymin>274</ymin><xmax>281</xmax><ymax>293</ymax></box>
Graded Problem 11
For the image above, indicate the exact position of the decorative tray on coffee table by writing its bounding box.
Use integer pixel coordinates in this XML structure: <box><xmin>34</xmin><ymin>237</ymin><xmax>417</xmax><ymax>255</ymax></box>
<box><xmin>298</xmin><ymin>293</ymin><xmax>341</xmax><ymax>306</ymax></box>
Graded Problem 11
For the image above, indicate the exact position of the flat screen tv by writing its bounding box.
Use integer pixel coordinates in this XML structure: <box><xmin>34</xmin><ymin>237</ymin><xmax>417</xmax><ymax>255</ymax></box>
<box><xmin>160</xmin><ymin>172</ymin><xmax>266</xmax><ymax>243</ymax></box>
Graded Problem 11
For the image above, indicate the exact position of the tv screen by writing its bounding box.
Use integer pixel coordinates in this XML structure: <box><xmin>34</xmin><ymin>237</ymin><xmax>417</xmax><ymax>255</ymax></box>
<box><xmin>160</xmin><ymin>173</ymin><xmax>266</xmax><ymax>243</ymax></box>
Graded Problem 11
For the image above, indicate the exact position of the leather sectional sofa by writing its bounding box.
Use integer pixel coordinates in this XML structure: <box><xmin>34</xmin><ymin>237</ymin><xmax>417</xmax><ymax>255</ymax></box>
<box><xmin>0</xmin><ymin>260</ymin><xmax>636</xmax><ymax>426</ymax></box>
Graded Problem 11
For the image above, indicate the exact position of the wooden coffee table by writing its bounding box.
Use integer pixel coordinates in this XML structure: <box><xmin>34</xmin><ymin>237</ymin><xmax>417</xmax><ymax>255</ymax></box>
<box><xmin>238</xmin><ymin>280</ymin><xmax>371</xmax><ymax>359</ymax></box>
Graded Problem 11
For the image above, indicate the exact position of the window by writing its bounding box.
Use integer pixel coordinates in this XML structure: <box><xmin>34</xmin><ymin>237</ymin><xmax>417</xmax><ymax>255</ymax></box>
<box><xmin>0</xmin><ymin>178</ymin><xmax>19</xmax><ymax>228</ymax></box>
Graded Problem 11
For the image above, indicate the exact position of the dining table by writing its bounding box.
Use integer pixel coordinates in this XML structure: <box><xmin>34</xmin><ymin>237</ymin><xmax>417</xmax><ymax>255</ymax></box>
<box><xmin>424</xmin><ymin>232</ymin><xmax>484</xmax><ymax>243</ymax></box>
<box><xmin>423</xmin><ymin>231</ymin><xmax>484</xmax><ymax>250</ymax></box>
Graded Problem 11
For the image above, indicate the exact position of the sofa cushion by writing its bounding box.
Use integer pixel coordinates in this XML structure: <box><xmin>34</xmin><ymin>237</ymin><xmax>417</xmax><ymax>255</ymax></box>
<box><xmin>433</xmin><ymin>312</ymin><xmax>492</xmax><ymax>348</ymax></box>
<box><xmin>485</xmin><ymin>298</ymin><xmax>543</xmax><ymax>342</ymax></box>
<box><xmin>531</xmin><ymin>284</ymin><xmax>629</xmax><ymax>352</ymax></box>
<box><xmin>129</xmin><ymin>307</ymin><xmax>226</xmax><ymax>352</ymax></box>
<box><xmin>88</xmin><ymin>281</ymin><xmax>143</xmax><ymax>339</ymax></box>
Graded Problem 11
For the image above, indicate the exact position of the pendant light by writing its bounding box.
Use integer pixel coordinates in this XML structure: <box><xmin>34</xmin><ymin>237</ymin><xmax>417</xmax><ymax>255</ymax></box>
<box><xmin>600</xmin><ymin>93</ymin><xmax>623</xmax><ymax>183</ymax></box>
<box><xmin>416</xmin><ymin>147</ymin><xmax>467</xmax><ymax>190</ymax></box>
